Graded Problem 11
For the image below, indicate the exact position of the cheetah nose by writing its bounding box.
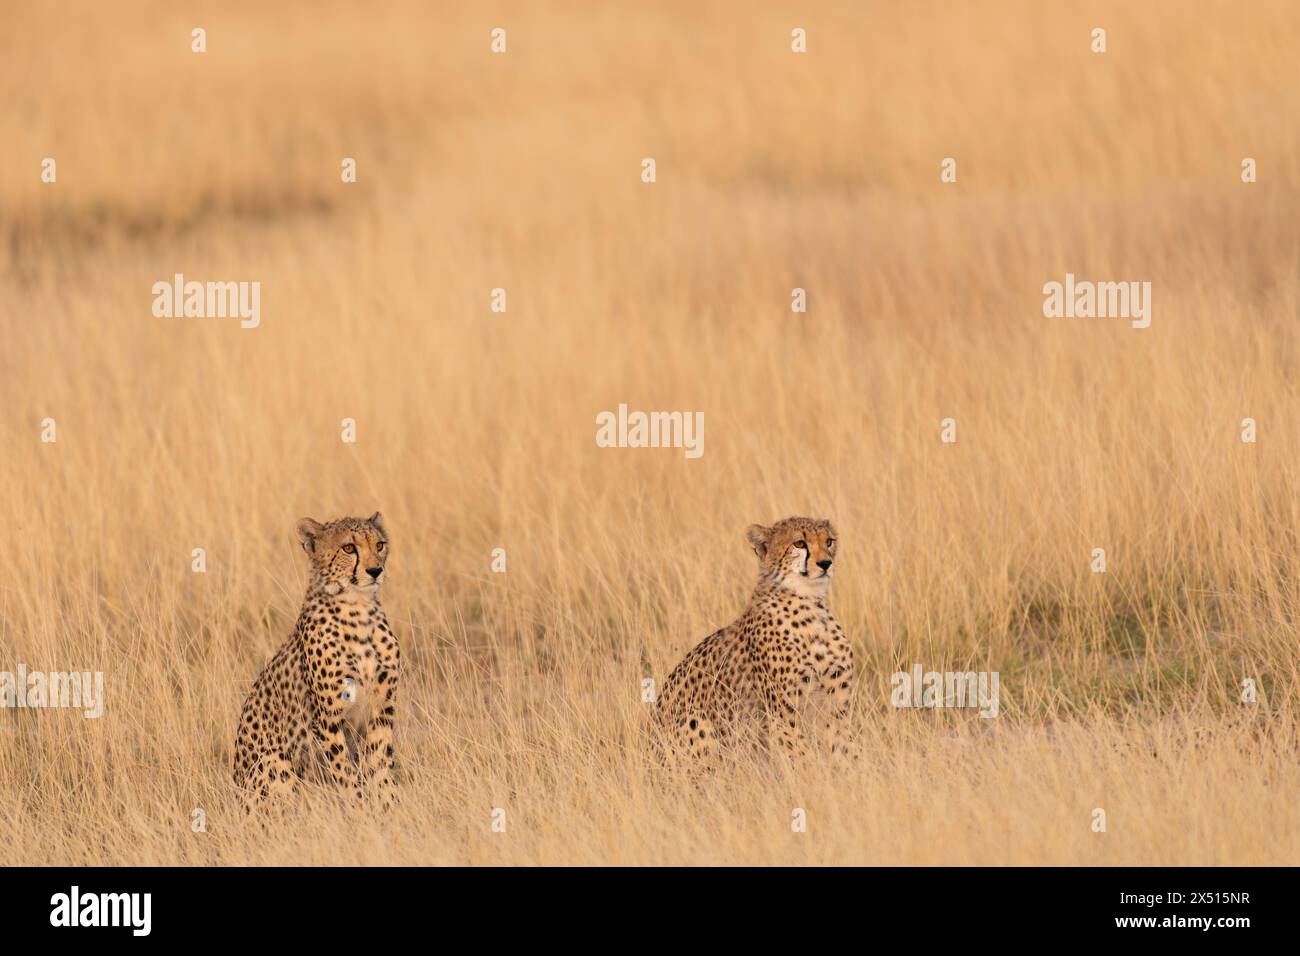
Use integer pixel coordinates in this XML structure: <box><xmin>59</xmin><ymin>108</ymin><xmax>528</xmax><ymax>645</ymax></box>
<box><xmin>816</xmin><ymin>559</ymin><xmax>833</xmax><ymax>572</ymax></box>
<box><xmin>366</xmin><ymin>567</ymin><xmax>383</xmax><ymax>579</ymax></box>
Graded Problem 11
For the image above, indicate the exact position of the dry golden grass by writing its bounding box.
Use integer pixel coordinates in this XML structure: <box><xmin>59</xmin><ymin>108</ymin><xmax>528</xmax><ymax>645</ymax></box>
<box><xmin>1</xmin><ymin>0</ymin><xmax>1298</xmax><ymax>865</ymax></box>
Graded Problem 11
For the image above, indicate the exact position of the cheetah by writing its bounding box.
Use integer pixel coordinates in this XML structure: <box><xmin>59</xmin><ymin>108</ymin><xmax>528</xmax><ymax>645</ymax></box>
<box><xmin>654</xmin><ymin>516</ymin><xmax>853</xmax><ymax>763</ymax></box>
<box><xmin>232</xmin><ymin>513</ymin><xmax>400</xmax><ymax>812</ymax></box>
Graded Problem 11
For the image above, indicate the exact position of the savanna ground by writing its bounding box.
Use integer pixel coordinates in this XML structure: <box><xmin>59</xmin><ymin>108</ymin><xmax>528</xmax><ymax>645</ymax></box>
<box><xmin>1</xmin><ymin>1</ymin><xmax>1298</xmax><ymax>865</ymax></box>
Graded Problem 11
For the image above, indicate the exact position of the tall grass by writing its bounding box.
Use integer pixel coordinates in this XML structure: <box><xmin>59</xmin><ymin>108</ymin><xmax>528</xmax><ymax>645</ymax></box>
<box><xmin>1</xmin><ymin>0</ymin><xmax>1297</xmax><ymax>865</ymax></box>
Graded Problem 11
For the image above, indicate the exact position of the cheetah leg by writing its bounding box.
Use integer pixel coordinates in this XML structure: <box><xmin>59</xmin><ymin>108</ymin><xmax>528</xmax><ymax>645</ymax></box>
<box><xmin>679</xmin><ymin>716</ymin><xmax>717</xmax><ymax>764</ymax></box>
<box><xmin>764</xmin><ymin>685</ymin><xmax>808</xmax><ymax>759</ymax></box>
<box><xmin>312</xmin><ymin>702</ymin><xmax>364</xmax><ymax>808</ymax></box>
<box><xmin>818</xmin><ymin>652</ymin><xmax>857</xmax><ymax>761</ymax></box>
<box><xmin>241</xmin><ymin>752</ymin><xmax>297</xmax><ymax>814</ymax></box>
<box><xmin>361</xmin><ymin>672</ymin><xmax>398</xmax><ymax>810</ymax></box>
<box><xmin>658</xmin><ymin>715</ymin><xmax>717</xmax><ymax>784</ymax></box>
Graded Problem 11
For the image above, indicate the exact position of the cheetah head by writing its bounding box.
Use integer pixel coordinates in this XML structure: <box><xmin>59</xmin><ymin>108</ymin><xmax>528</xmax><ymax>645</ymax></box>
<box><xmin>746</xmin><ymin>516</ymin><xmax>837</xmax><ymax>598</ymax></box>
<box><xmin>295</xmin><ymin>512</ymin><xmax>389</xmax><ymax>597</ymax></box>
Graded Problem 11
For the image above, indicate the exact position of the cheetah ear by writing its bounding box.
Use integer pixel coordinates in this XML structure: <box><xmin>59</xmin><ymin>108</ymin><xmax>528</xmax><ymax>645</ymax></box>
<box><xmin>296</xmin><ymin>517</ymin><xmax>325</xmax><ymax>553</ymax></box>
<box><xmin>368</xmin><ymin>511</ymin><xmax>387</xmax><ymax>536</ymax></box>
<box><xmin>746</xmin><ymin>524</ymin><xmax>773</xmax><ymax>560</ymax></box>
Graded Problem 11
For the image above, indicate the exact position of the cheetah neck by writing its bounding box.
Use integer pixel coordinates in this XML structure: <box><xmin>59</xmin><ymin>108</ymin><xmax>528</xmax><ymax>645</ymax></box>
<box><xmin>304</xmin><ymin>579</ymin><xmax>383</xmax><ymax>609</ymax></box>
<box><xmin>752</xmin><ymin>582</ymin><xmax>831</xmax><ymax>610</ymax></box>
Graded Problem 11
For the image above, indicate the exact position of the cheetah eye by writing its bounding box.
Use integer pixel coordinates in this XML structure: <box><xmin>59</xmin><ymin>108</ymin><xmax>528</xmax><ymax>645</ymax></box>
<box><xmin>826</xmin><ymin>538</ymin><xmax>836</xmax><ymax>548</ymax></box>
<box><xmin>793</xmin><ymin>540</ymin><xmax>807</xmax><ymax>550</ymax></box>
<box><xmin>377</xmin><ymin>541</ymin><xmax>386</xmax><ymax>552</ymax></box>
<box><xmin>341</xmin><ymin>544</ymin><xmax>356</xmax><ymax>554</ymax></box>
